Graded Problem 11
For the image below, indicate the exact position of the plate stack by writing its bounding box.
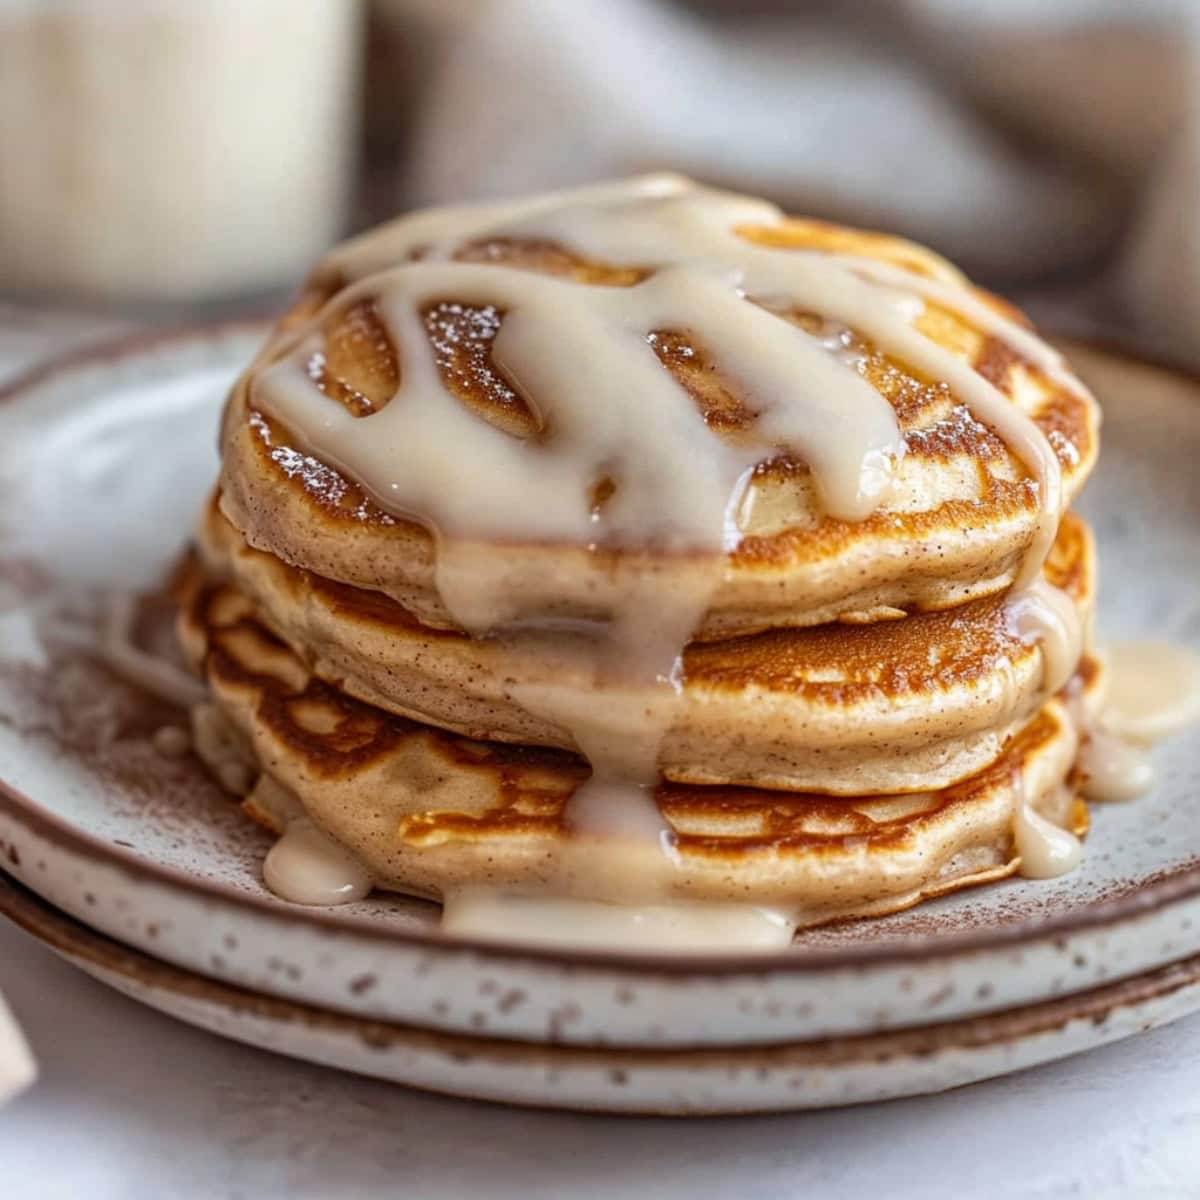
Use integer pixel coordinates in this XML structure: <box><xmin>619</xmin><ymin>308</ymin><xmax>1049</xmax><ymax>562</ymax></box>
<box><xmin>3</xmin><ymin>182</ymin><xmax>1200</xmax><ymax>1115</ymax></box>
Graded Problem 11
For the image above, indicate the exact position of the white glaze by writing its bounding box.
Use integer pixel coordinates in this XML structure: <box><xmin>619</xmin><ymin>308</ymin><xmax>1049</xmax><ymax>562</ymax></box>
<box><xmin>442</xmin><ymin>891</ymin><xmax>796</xmax><ymax>952</ymax></box>
<box><xmin>1101</xmin><ymin>641</ymin><xmax>1200</xmax><ymax>743</ymax></box>
<box><xmin>1006</xmin><ymin>576</ymin><xmax>1086</xmax><ymax>696</ymax></box>
<box><xmin>1075</xmin><ymin>640</ymin><xmax>1200</xmax><ymax>804</ymax></box>
<box><xmin>1014</xmin><ymin>784</ymin><xmax>1083</xmax><ymax>879</ymax></box>
<box><xmin>1078</xmin><ymin>729</ymin><xmax>1155</xmax><ymax>803</ymax></box>
<box><xmin>262</xmin><ymin>818</ymin><xmax>373</xmax><ymax>908</ymax></box>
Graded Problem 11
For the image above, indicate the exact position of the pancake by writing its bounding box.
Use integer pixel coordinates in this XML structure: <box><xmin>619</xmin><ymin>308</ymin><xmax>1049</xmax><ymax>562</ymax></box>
<box><xmin>195</xmin><ymin>495</ymin><xmax>1095</xmax><ymax>796</ymax></box>
<box><xmin>174</xmin><ymin>564</ymin><xmax>1094</xmax><ymax>926</ymax></box>
<box><xmin>217</xmin><ymin>185</ymin><xmax>1099</xmax><ymax>642</ymax></box>
<box><xmin>174</xmin><ymin>176</ymin><xmax>1117</xmax><ymax>936</ymax></box>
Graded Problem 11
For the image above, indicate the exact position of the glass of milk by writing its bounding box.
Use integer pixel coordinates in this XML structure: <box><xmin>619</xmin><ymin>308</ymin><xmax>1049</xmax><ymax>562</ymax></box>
<box><xmin>0</xmin><ymin>0</ymin><xmax>364</xmax><ymax>304</ymax></box>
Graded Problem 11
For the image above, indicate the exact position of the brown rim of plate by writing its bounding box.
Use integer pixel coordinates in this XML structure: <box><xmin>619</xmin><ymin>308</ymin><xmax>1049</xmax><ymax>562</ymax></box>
<box><xmin>3</xmin><ymin>868</ymin><xmax>1200</xmax><ymax>1090</ymax></box>
<box><xmin>1</xmin><ymin>322</ymin><xmax>1198</xmax><ymax>976</ymax></box>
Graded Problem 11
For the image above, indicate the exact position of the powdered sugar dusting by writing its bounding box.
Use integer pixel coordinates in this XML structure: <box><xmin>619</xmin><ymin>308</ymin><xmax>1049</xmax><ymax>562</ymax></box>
<box><xmin>250</xmin><ymin>410</ymin><xmax>396</xmax><ymax>525</ymax></box>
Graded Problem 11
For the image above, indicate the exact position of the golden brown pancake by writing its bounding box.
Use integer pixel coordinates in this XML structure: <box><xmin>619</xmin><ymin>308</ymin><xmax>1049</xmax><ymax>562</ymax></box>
<box><xmin>175</xmin><ymin>565</ymin><xmax>1095</xmax><ymax>926</ymax></box>
<box><xmin>195</xmin><ymin>495</ymin><xmax>1095</xmax><ymax>796</ymax></box>
<box><xmin>217</xmin><ymin>218</ymin><xmax>1098</xmax><ymax>641</ymax></box>
<box><xmin>177</xmin><ymin>180</ymin><xmax>1110</xmax><ymax>934</ymax></box>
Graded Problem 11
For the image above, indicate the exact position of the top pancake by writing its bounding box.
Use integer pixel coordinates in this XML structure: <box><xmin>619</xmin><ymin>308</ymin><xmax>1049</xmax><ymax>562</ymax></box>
<box><xmin>218</xmin><ymin>208</ymin><xmax>1099</xmax><ymax>640</ymax></box>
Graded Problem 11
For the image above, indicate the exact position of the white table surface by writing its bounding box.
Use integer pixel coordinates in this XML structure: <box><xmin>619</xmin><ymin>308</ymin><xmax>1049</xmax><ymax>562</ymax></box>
<box><xmin>4</xmin><ymin>919</ymin><xmax>1200</xmax><ymax>1200</ymax></box>
<box><xmin>3</xmin><ymin>310</ymin><xmax>1200</xmax><ymax>1200</ymax></box>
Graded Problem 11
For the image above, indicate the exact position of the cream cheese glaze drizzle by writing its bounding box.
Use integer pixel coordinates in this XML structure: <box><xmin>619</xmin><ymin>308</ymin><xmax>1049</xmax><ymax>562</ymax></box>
<box><xmin>263</xmin><ymin>818</ymin><xmax>373</xmax><ymax>907</ymax></box>
<box><xmin>1017</xmin><ymin>641</ymin><xmax>1200</xmax><ymax>880</ymax></box>
<box><xmin>442</xmin><ymin>891</ymin><xmax>797</xmax><ymax>951</ymax></box>
<box><xmin>1075</xmin><ymin>641</ymin><xmax>1200</xmax><ymax>806</ymax></box>
<box><xmin>250</xmin><ymin>175</ymin><xmax>1089</xmax><ymax>917</ymax></box>
<box><xmin>1100</xmin><ymin>641</ymin><xmax>1200</xmax><ymax>743</ymax></box>
<box><xmin>1013</xmin><ymin>783</ymin><xmax>1084</xmax><ymax>879</ymax></box>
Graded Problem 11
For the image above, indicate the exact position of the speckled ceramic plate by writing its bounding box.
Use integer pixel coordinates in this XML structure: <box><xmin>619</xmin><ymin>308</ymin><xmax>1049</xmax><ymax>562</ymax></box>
<box><xmin>0</xmin><ymin>328</ymin><xmax>1198</xmax><ymax>1077</ymax></box>
<box><xmin>5</xmin><ymin>872</ymin><xmax>1200</xmax><ymax>1116</ymax></box>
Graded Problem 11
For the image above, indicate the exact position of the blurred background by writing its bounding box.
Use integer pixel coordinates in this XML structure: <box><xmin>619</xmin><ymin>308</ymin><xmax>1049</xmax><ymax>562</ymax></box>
<box><xmin>0</xmin><ymin>0</ymin><xmax>1195</xmax><ymax>362</ymax></box>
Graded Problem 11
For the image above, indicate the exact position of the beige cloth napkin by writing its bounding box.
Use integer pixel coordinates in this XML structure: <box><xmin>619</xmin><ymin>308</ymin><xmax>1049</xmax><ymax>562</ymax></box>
<box><xmin>384</xmin><ymin>0</ymin><xmax>1195</xmax><ymax>350</ymax></box>
<box><xmin>0</xmin><ymin>990</ymin><xmax>36</xmax><ymax>1107</ymax></box>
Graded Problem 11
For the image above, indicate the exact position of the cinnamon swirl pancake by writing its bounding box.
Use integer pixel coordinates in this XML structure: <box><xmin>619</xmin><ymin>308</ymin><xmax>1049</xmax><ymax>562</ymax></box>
<box><xmin>218</xmin><ymin>181</ymin><xmax>1098</xmax><ymax>640</ymax></box>
<box><xmin>173</xmin><ymin>175</ymin><xmax>1128</xmax><ymax>948</ymax></box>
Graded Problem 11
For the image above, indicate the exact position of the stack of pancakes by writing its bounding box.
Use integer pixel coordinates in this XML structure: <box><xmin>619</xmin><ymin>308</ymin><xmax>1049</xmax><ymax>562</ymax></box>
<box><xmin>178</xmin><ymin>179</ymin><xmax>1101</xmax><ymax>931</ymax></box>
